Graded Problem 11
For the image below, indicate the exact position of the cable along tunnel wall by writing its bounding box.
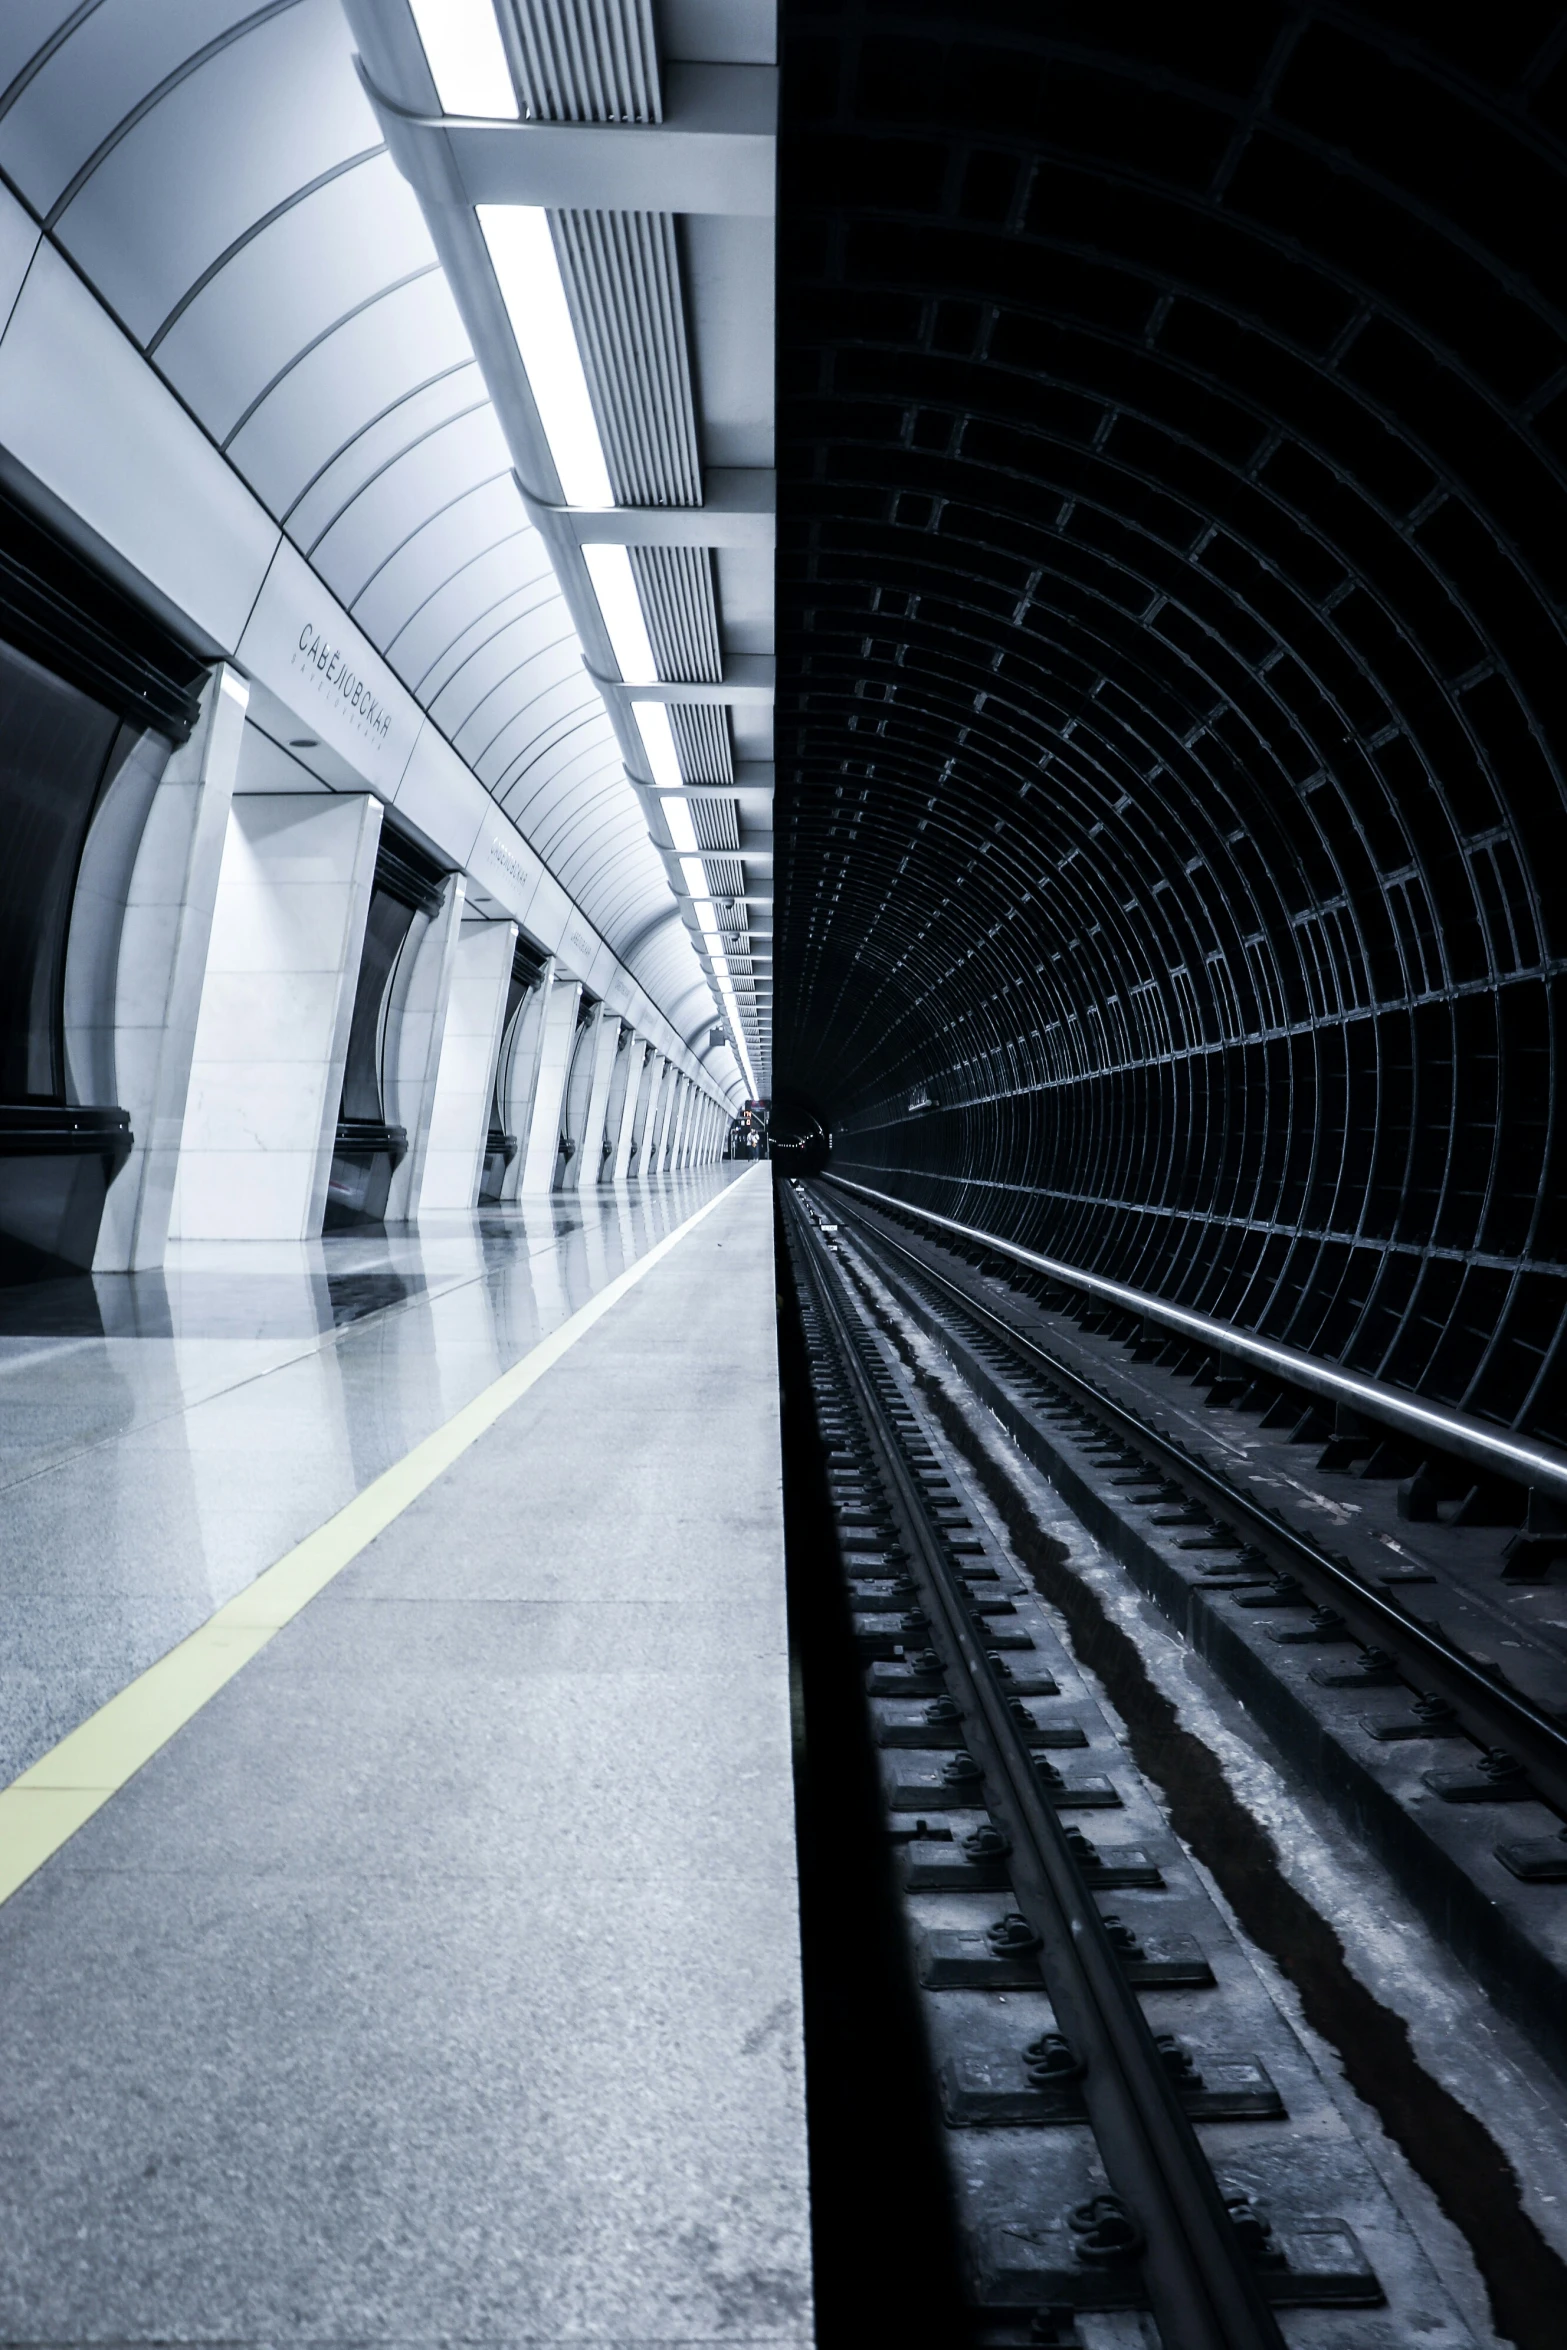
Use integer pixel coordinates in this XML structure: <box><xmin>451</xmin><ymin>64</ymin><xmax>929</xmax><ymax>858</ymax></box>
<box><xmin>775</xmin><ymin>4</ymin><xmax>1567</xmax><ymax>1448</ymax></box>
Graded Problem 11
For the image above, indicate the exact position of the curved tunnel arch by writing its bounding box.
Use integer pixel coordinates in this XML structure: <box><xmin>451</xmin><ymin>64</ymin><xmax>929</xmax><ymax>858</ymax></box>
<box><xmin>777</xmin><ymin>2</ymin><xmax>1567</xmax><ymax>1443</ymax></box>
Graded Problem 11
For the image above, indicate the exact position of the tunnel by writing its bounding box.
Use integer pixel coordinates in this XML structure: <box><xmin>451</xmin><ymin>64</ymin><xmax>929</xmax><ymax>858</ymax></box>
<box><xmin>776</xmin><ymin>4</ymin><xmax>1567</xmax><ymax>1448</ymax></box>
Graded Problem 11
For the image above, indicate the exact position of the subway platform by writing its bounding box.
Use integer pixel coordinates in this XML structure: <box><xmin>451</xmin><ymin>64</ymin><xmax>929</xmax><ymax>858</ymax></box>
<box><xmin>0</xmin><ymin>1163</ymin><xmax>812</xmax><ymax>2347</ymax></box>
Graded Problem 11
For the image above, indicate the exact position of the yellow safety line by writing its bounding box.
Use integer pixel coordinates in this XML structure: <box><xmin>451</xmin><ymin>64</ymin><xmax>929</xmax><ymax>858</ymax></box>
<box><xmin>0</xmin><ymin>1172</ymin><xmax>757</xmax><ymax>1906</ymax></box>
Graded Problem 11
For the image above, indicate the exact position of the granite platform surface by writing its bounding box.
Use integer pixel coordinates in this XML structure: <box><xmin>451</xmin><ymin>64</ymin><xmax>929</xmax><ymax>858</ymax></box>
<box><xmin>0</xmin><ymin>1164</ymin><xmax>812</xmax><ymax>2345</ymax></box>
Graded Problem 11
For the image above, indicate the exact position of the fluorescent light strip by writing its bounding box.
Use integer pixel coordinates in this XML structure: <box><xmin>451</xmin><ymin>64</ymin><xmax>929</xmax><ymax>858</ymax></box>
<box><xmin>583</xmin><ymin>545</ymin><xmax>657</xmax><ymax>684</ymax></box>
<box><xmin>478</xmin><ymin>206</ymin><xmax>612</xmax><ymax>507</ymax></box>
<box><xmin>634</xmin><ymin>702</ymin><xmax>682</xmax><ymax>790</ymax></box>
<box><xmin>661</xmin><ymin>789</ymin><xmax>698</xmax><ymax>851</ymax></box>
<box><xmin>410</xmin><ymin>0</ymin><xmax>517</xmax><ymax>116</ymax></box>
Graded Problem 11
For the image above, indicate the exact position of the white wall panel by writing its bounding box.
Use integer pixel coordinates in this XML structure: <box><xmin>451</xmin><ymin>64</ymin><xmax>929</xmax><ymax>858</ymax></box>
<box><xmin>227</xmin><ymin>271</ymin><xmax>472</xmax><ymax>517</ymax></box>
<box><xmin>0</xmin><ymin>0</ymin><xmax>261</xmax><ymax>218</ymax></box>
<box><xmin>0</xmin><ymin>183</ymin><xmax>40</xmax><ymax>344</ymax></box>
<box><xmin>392</xmin><ymin>721</ymin><xmax>493</xmax><ymax>877</ymax></box>
<box><xmin>158</xmin><ymin>155</ymin><xmax>433</xmax><ymax>444</ymax></box>
<box><xmin>169</xmin><ymin>792</ymin><xmax>381</xmax><ymax>1241</ymax></box>
<box><xmin>353</xmin><ymin>475</ymin><xmax>525</xmax><ymax>642</ymax></box>
<box><xmin>287</xmin><ymin>363</ymin><xmax>487</xmax><ymax>554</ymax></box>
<box><xmin>408</xmin><ymin>558</ymin><xmax>560</xmax><ymax>707</ymax></box>
<box><xmin>236</xmin><ymin>536</ymin><xmax>419</xmax><ymax>800</ymax></box>
<box><xmin>312</xmin><ymin>406</ymin><xmax>512</xmax><ymax>608</ymax></box>
<box><xmin>0</xmin><ymin>244</ymin><xmax>279</xmax><ymax>651</ymax></box>
<box><xmin>51</xmin><ymin>0</ymin><xmax>375</xmax><ymax>348</ymax></box>
<box><xmin>430</xmin><ymin>604</ymin><xmax>581</xmax><ymax>740</ymax></box>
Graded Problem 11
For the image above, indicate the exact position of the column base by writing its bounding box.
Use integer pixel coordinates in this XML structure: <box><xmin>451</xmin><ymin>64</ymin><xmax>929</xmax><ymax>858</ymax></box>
<box><xmin>0</xmin><ymin>1105</ymin><xmax>133</xmax><ymax>1282</ymax></box>
<box><xmin>324</xmin><ymin>1120</ymin><xmax>409</xmax><ymax>1231</ymax></box>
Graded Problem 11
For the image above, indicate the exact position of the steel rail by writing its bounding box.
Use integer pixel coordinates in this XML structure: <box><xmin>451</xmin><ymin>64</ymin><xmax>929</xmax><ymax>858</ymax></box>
<box><xmin>823</xmin><ymin>1185</ymin><xmax>1567</xmax><ymax>1822</ymax></box>
<box><xmin>786</xmin><ymin>1194</ymin><xmax>1288</xmax><ymax>2350</ymax></box>
<box><xmin>823</xmin><ymin>1176</ymin><xmax>1567</xmax><ymax>1507</ymax></box>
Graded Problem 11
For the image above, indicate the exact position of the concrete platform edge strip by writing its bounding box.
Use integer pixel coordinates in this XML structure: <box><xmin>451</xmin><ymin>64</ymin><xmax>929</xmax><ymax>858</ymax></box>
<box><xmin>0</xmin><ymin>1170</ymin><xmax>759</xmax><ymax>1908</ymax></box>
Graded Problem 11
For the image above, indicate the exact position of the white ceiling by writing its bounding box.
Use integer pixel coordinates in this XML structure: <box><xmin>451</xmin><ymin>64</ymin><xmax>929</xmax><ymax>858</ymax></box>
<box><xmin>0</xmin><ymin>0</ymin><xmax>717</xmax><ymax>1034</ymax></box>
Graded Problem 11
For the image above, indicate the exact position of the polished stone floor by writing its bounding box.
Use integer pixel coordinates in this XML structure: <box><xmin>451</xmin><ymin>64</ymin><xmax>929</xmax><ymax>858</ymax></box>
<box><xmin>0</xmin><ymin>1162</ymin><xmax>809</xmax><ymax>2346</ymax></box>
<box><xmin>0</xmin><ymin>1170</ymin><xmax>743</xmax><ymax>1787</ymax></box>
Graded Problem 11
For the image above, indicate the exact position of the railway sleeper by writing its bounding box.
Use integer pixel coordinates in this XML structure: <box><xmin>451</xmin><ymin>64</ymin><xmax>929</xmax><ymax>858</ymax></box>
<box><xmin>785</xmin><ymin>1197</ymin><xmax>1489</xmax><ymax>2346</ymax></box>
<box><xmin>824</xmin><ymin>1187</ymin><xmax>1567</xmax><ymax>2089</ymax></box>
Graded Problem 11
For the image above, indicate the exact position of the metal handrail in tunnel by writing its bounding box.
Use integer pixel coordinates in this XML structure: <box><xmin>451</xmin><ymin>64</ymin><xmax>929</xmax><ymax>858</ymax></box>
<box><xmin>826</xmin><ymin>1172</ymin><xmax>1567</xmax><ymax>1506</ymax></box>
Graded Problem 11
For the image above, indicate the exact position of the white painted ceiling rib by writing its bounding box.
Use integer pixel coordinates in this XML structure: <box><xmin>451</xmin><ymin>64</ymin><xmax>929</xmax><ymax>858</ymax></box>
<box><xmin>0</xmin><ymin>0</ymin><xmax>763</xmax><ymax>1100</ymax></box>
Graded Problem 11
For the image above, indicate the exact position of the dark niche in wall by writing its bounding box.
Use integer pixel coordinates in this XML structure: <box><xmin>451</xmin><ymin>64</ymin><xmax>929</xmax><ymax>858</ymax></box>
<box><xmin>479</xmin><ymin>934</ymin><xmax>549</xmax><ymax>1203</ymax></box>
<box><xmin>324</xmin><ymin>823</ymin><xmax>451</xmax><ymax>1231</ymax></box>
<box><xmin>0</xmin><ymin>483</ymin><xmax>208</xmax><ymax>1283</ymax></box>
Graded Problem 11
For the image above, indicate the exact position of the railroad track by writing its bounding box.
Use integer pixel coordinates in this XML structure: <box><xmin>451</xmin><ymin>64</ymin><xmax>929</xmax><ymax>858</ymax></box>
<box><xmin>781</xmin><ymin>1186</ymin><xmax>1479</xmax><ymax>2350</ymax></box>
<box><xmin>807</xmin><ymin>1177</ymin><xmax>1567</xmax><ymax>2078</ymax></box>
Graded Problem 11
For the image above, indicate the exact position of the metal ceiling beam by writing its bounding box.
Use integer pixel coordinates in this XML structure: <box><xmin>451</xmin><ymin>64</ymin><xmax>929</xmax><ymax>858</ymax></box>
<box><xmin>524</xmin><ymin>470</ymin><xmax>775</xmax><ymax>547</ymax></box>
<box><xmin>367</xmin><ymin>62</ymin><xmax>777</xmax><ymax>215</ymax></box>
<box><xmin>593</xmin><ymin>659</ymin><xmax>775</xmax><ymax>706</ymax></box>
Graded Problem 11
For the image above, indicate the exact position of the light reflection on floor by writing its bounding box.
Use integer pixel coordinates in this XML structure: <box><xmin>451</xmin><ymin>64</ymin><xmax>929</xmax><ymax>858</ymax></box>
<box><xmin>0</xmin><ymin>1170</ymin><xmax>743</xmax><ymax>1785</ymax></box>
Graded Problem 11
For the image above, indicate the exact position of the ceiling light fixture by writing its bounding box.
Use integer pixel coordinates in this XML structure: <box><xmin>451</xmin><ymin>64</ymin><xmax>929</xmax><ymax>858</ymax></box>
<box><xmin>582</xmin><ymin>544</ymin><xmax>657</xmax><ymax>683</ymax></box>
<box><xmin>410</xmin><ymin>0</ymin><xmax>517</xmax><ymax>118</ymax></box>
<box><xmin>478</xmin><ymin>205</ymin><xmax>612</xmax><ymax>506</ymax></box>
<box><xmin>661</xmin><ymin>790</ymin><xmax>698</xmax><ymax>852</ymax></box>
<box><xmin>634</xmin><ymin>701</ymin><xmax>682</xmax><ymax>790</ymax></box>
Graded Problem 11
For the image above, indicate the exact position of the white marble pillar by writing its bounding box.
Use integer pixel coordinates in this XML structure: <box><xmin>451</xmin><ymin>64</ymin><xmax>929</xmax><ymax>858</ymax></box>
<box><xmin>384</xmin><ymin>873</ymin><xmax>466</xmax><ymax>1221</ymax></box>
<box><xmin>598</xmin><ymin>1025</ymin><xmax>635</xmax><ymax>1183</ymax></box>
<box><xmin>168</xmin><ymin>792</ymin><xmax>382</xmax><ymax>1240</ymax></box>
<box><xmin>420</xmin><ymin>917</ymin><xmax>516</xmax><ymax>1211</ymax></box>
<box><xmin>668</xmin><ymin>1072</ymin><xmax>694</xmax><ymax>1171</ymax></box>
<box><xmin>569</xmin><ymin>1009</ymin><xmax>623</xmax><ymax>1190</ymax></box>
<box><xmin>75</xmin><ymin>666</ymin><xmax>249</xmax><ymax>1270</ymax></box>
<box><xmin>669</xmin><ymin>1077</ymin><xmax>695</xmax><ymax>1170</ymax></box>
<box><xmin>610</xmin><ymin>1037</ymin><xmax>650</xmax><ymax>1180</ymax></box>
<box><xmin>625</xmin><ymin>1046</ymin><xmax>661</xmax><ymax>1179</ymax></box>
<box><xmin>517</xmin><ymin>972</ymin><xmax>582</xmax><ymax>1194</ymax></box>
<box><xmin>683</xmin><ymin>1088</ymin><xmax>706</xmax><ymax>1168</ymax></box>
<box><xmin>498</xmin><ymin>955</ymin><xmax>553</xmax><ymax>1201</ymax></box>
<box><xmin>639</xmin><ymin>1058</ymin><xmax>668</xmax><ymax>1177</ymax></box>
<box><xmin>647</xmin><ymin>1059</ymin><xmax>678</xmax><ymax>1173</ymax></box>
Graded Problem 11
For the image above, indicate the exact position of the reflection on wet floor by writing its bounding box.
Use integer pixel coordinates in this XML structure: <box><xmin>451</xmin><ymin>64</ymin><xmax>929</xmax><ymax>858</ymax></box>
<box><xmin>0</xmin><ymin>1266</ymin><xmax>430</xmax><ymax>1341</ymax></box>
<box><xmin>0</xmin><ymin>1170</ymin><xmax>742</xmax><ymax>1787</ymax></box>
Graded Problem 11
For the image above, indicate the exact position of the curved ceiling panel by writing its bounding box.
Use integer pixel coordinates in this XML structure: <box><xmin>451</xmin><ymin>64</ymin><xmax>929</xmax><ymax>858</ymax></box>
<box><xmin>777</xmin><ymin>3</ymin><xmax>1567</xmax><ymax>1441</ymax></box>
<box><xmin>0</xmin><ymin>0</ymin><xmax>718</xmax><ymax>1045</ymax></box>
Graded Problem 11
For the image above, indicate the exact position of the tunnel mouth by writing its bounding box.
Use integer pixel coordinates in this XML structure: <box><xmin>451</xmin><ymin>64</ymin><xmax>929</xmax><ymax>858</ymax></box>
<box><xmin>767</xmin><ymin>1089</ymin><xmax>832</xmax><ymax>1175</ymax></box>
